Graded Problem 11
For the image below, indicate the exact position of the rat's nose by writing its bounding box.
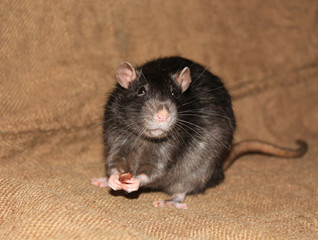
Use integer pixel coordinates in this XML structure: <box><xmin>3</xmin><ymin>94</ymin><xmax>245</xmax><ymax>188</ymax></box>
<box><xmin>155</xmin><ymin>108</ymin><xmax>170</xmax><ymax>122</ymax></box>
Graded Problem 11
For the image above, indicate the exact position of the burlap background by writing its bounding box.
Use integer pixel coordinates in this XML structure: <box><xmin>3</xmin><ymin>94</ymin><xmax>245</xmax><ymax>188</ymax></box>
<box><xmin>1</xmin><ymin>1</ymin><xmax>317</xmax><ymax>239</ymax></box>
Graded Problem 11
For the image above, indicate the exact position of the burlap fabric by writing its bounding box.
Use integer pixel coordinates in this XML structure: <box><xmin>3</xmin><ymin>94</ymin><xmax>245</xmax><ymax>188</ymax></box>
<box><xmin>1</xmin><ymin>1</ymin><xmax>317</xmax><ymax>239</ymax></box>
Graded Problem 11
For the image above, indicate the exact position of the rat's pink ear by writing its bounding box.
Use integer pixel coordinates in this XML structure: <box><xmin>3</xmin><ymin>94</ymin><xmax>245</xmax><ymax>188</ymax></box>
<box><xmin>116</xmin><ymin>62</ymin><xmax>137</xmax><ymax>89</ymax></box>
<box><xmin>175</xmin><ymin>67</ymin><xmax>192</xmax><ymax>92</ymax></box>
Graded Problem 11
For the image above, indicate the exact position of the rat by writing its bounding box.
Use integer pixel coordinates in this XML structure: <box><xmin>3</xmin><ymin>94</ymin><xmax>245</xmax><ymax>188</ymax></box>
<box><xmin>91</xmin><ymin>56</ymin><xmax>308</xmax><ymax>209</ymax></box>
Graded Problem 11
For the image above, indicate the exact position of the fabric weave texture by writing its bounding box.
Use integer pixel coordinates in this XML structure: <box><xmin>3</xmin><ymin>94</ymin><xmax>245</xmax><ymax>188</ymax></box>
<box><xmin>0</xmin><ymin>1</ymin><xmax>317</xmax><ymax>239</ymax></box>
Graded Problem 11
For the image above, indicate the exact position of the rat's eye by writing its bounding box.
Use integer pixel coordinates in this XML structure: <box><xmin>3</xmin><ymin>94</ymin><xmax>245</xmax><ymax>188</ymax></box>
<box><xmin>137</xmin><ymin>86</ymin><xmax>147</xmax><ymax>96</ymax></box>
<box><xmin>171</xmin><ymin>89</ymin><xmax>177</xmax><ymax>97</ymax></box>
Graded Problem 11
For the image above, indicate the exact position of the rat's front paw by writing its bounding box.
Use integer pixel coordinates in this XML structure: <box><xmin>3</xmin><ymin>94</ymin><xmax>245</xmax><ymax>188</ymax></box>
<box><xmin>121</xmin><ymin>177</ymin><xmax>140</xmax><ymax>193</ymax></box>
<box><xmin>108</xmin><ymin>174</ymin><xmax>123</xmax><ymax>191</ymax></box>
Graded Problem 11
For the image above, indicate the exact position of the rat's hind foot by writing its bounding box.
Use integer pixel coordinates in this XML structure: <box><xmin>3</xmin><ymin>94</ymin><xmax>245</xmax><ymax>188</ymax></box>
<box><xmin>153</xmin><ymin>200</ymin><xmax>188</xmax><ymax>209</ymax></box>
<box><xmin>91</xmin><ymin>177</ymin><xmax>108</xmax><ymax>188</ymax></box>
<box><xmin>153</xmin><ymin>192</ymin><xmax>187</xmax><ymax>209</ymax></box>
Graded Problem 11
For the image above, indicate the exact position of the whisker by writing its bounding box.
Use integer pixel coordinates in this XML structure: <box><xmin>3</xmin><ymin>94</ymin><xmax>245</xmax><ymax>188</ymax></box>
<box><xmin>178</xmin><ymin>112</ymin><xmax>232</xmax><ymax>121</ymax></box>
<box><xmin>176</xmin><ymin>120</ymin><xmax>206</xmax><ymax>142</ymax></box>
<box><xmin>192</xmin><ymin>66</ymin><xmax>208</xmax><ymax>84</ymax></box>
<box><xmin>177</xmin><ymin>119</ymin><xmax>231</xmax><ymax>151</ymax></box>
<box><xmin>140</xmin><ymin>68</ymin><xmax>148</xmax><ymax>83</ymax></box>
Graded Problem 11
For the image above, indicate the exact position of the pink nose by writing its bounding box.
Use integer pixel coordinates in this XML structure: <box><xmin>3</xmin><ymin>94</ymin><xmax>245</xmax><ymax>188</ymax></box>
<box><xmin>155</xmin><ymin>109</ymin><xmax>170</xmax><ymax>122</ymax></box>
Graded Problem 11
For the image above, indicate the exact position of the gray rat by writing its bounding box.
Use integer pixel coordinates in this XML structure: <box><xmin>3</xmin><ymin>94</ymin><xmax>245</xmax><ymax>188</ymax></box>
<box><xmin>91</xmin><ymin>56</ymin><xmax>307</xmax><ymax>209</ymax></box>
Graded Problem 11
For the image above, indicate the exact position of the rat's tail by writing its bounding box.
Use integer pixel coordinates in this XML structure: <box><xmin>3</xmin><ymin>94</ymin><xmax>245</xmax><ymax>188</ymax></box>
<box><xmin>223</xmin><ymin>140</ymin><xmax>308</xmax><ymax>171</ymax></box>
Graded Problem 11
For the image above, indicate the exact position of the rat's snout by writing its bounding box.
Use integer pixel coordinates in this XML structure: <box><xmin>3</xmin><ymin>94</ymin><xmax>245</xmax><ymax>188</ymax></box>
<box><xmin>144</xmin><ymin>100</ymin><xmax>177</xmax><ymax>138</ymax></box>
<box><xmin>155</xmin><ymin>108</ymin><xmax>170</xmax><ymax>123</ymax></box>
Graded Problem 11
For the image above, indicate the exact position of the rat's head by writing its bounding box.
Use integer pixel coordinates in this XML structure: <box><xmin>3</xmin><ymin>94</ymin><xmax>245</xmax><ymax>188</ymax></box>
<box><xmin>114</xmin><ymin>61</ymin><xmax>192</xmax><ymax>139</ymax></box>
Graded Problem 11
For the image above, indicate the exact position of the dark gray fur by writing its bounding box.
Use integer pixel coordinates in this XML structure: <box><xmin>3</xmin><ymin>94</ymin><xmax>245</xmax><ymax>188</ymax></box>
<box><xmin>103</xmin><ymin>56</ymin><xmax>236</xmax><ymax>195</ymax></box>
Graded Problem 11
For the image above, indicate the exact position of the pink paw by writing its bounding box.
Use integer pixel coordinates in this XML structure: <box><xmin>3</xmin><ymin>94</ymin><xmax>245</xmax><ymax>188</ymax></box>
<box><xmin>108</xmin><ymin>174</ymin><xmax>123</xmax><ymax>191</ymax></box>
<box><xmin>121</xmin><ymin>177</ymin><xmax>140</xmax><ymax>193</ymax></box>
<box><xmin>153</xmin><ymin>200</ymin><xmax>188</xmax><ymax>209</ymax></box>
<box><xmin>91</xmin><ymin>175</ymin><xmax>141</xmax><ymax>193</ymax></box>
<box><xmin>91</xmin><ymin>177</ymin><xmax>108</xmax><ymax>188</ymax></box>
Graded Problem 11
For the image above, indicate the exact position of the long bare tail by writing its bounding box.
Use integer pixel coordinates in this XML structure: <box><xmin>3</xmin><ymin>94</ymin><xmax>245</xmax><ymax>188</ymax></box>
<box><xmin>223</xmin><ymin>140</ymin><xmax>308</xmax><ymax>171</ymax></box>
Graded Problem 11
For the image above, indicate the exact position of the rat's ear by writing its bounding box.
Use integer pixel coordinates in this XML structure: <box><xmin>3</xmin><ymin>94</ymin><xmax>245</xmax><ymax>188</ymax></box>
<box><xmin>116</xmin><ymin>62</ymin><xmax>137</xmax><ymax>89</ymax></box>
<box><xmin>175</xmin><ymin>67</ymin><xmax>192</xmax><ymax>92</ymax></box>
